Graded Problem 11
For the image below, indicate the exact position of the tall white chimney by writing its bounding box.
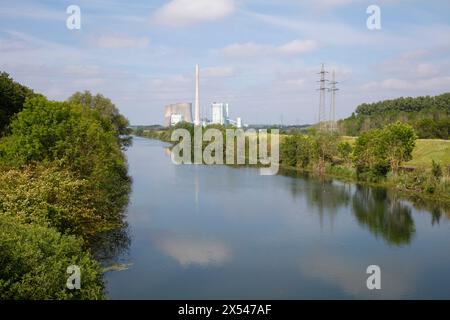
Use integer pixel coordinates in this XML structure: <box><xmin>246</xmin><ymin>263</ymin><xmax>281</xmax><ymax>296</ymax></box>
<box><xmin>194</xmin><ymin>64</ymin><xmax>200</xmax><ymax>125</ymax></box>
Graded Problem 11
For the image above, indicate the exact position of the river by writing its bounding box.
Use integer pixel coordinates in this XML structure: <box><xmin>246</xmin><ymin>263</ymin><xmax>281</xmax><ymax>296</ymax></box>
<box><xmin>104</xmin><ymin>137</ymin><xmax>450</xmax><ymax>299</ymax></box>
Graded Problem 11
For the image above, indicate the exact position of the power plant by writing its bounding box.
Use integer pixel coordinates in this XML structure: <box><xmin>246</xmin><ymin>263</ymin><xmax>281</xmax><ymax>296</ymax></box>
<box><xmin>194</xmin><ymin>64</ymin><xmax>200</xmax><ymax>126</ymax></box>
<box><xmin>163</xmin><ymin>103</ymin><xmax>193</xmax><ymax>127</ymax></box>
<box><xmin>211</xmin><ymin>102</ymin><xmax>229</xmax><ymax>126</ymax></box>
<box><xmin>163</xmin><ymin>65</ymin><xmax>244</xmax><ymax>128</ymax></box>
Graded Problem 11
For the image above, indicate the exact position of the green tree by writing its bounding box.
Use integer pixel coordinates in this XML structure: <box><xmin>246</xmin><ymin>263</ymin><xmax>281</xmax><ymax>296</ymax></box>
<box><xmin>337</xmin><ymin>141</ymin><xmax>353</xmax><ymax>162</ymax></box>
<box><xmin>0</xmin><ymin>215</ymin><xmax>104</xmax><ymax>300</ymax></box>
<box><xmin>67</xmin><ymin>91</ymin><xmax>132</xmax><ymax>149</ymax></box>
<box><xmin>353</xmin><ymin>129</ymin><xmax>389</xmax><ymax>179</ymax></box>
<box><xmin>0</xmin><ymin>96</ymin><xmax>130</xmax><ymax>237</ymax></box>
<box><xmin>383</xmin><ymin>122</ymin><xmax>416</xmax><ymax>175</ymax></box>
<box><xmin>280</xmin><ymin>134</ymin><xmax>313</xmax><ymax>168</ymax></box>
<box><xmin>0</xmin><ymin>71</ymin><xmax>40</xmax><ymax>135</ymax></box>
<box><xmin>0</xmin><ymin>164</ymin><xmax>110</xmax><ymax>238</ymax></box>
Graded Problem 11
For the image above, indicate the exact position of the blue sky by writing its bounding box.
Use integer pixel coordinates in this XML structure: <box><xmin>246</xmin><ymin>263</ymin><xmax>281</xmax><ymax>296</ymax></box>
<box><xmin>1</xmin><ymin>0</ymin><xmax>450</xmax><ymax>125</ymax></box>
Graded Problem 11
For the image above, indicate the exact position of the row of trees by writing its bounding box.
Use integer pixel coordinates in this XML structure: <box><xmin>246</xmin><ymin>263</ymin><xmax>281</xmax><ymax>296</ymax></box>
<box><xmin>355</xmin><ymin>93</ymin><xmax>450</xmax><ymax>116</ymax></box>
<box><xmin>0</xmin><ymin>73</ymin><xmax>131</xmax><ymax>299</ymax></box>
<box><xmin>339</xmin><ymin>93</ymin><xmax>450</xmax><ymax>139</ymax></box>
<box><xmin>280</xmin><ymin>122</ymin><xmax>417</xmax><ymax>180</ymax></box>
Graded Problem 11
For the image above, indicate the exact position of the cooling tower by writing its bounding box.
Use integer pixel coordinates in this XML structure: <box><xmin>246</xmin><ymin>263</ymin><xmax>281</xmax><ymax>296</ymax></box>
<box><xmin>164</xmin><ymin>103</ymin><xmax>193</xmax><ymax>127</ymax></box>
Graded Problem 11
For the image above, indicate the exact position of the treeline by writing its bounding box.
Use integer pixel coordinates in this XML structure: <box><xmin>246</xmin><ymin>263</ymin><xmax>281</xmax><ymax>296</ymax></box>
<box><xmin>0</xmin><ymin>72</ymin><xmax>131</xmax><ymax>299</ymax></box>
<box><xmin>138</xmin><ymin>120</ymin><xmax>449</xmax><ymax>202</ymax></box>
<box><xmin>339</xmin><ymin>93</ymin><xmax>450</xmax><ymax>139</ymax></box>
<box><xmin>281</xmin><ymin>123</ymin><xmax>449</xmax><ymax>200</ymax></box>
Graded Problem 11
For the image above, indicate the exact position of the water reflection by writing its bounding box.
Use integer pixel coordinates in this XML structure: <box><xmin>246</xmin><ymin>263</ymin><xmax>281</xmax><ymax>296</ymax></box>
<box><xmin>299</xmin><ymin>252</ymin><xmax>415</xmax><ymax>298</ymax></box>
<box><xmin>352</xmin><ymin>187</ymin><xmax>415</xmax><ymax>246</ymax></box>
<box><xmin>105</xmin><ymin>138</ymin><xmax>450</xmax><ymax>299</ymax></box>
<box><xmin>90</xmin><ymin>222</ymin><xmax>131</xmax><ymax>264</ymax></box>
<box><xmin>151</xmin><ymin>232</ymin><xmax>232</xmax><ymax>267</ymax></box>
<box><xmin>280</xmin><ymin>168</ymin><xmax>417</xmax><ymax>246</ymax></box>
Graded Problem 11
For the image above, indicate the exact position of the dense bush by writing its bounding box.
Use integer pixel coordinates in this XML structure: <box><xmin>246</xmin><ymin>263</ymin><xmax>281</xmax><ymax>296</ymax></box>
<box><xmin>280</xmin><ymin>134</ymin><xmax>313</xmax><ymax>168</ymax></box>
<box><xmin>0</xmin><ymin>215</ymin><xmax>104</xmax><ymax>299</ymax></box>
<box><xmin>68</xmin><ymin>91</ymin><xmax>132</xmax><ymax>149</ymax></box>
<box><xmin>0</xmin><ymin>73</ymin><xmax>131</xmax><ymax>299</ymax></box>
<box><xmin>353</xmin><ymin>122</ymin><xmax>416</xmax><ymax>179</ymax></box>
<box><xmin>0</xmin><ymin>96</ymin><xmax>130</xmax><ymax>237</ymax></box>
<box><xmin>0</xmin><ymin>164</ymin><xmax>109</xmax><ymax>238</ymax></box>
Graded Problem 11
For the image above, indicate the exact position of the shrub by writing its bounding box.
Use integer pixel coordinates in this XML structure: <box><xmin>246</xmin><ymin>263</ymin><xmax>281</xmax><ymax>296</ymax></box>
<box><xmin>0</xmin><ymin>164</ymin><xmax>111</xmax><ymax>238</ymax></box>
<box><xmin>0</xmin><ymin>215</ymin><xmax>104</xmax><ymax>300</ymax></box>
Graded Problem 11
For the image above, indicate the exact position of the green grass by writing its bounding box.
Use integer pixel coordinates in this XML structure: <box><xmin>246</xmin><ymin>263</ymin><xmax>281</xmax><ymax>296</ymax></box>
<box><xmin>406</xmin><ymin>139</ymin><xmax>450</xmax><ymax>168</ymax></box>
<box><xmin>340</xmin><ymin>136</ymin><xmax>449</xmax><ymax>169</ymax></box>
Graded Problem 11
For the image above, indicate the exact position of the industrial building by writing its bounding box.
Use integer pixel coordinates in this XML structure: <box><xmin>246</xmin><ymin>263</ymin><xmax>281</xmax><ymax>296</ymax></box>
<box><xmin>163</xmin><ymin>103</ymin><xmax>193</xmax><ymax>127</ymax></box>
<box><xmin>163</xmin><ymin>65</ymin><xmax>244</xmax><ymax>128</ymax></box>
<box><xmin>211</xmin><ymin>102</ymin><xmax>229</xmax><ymax>125</ymax></box>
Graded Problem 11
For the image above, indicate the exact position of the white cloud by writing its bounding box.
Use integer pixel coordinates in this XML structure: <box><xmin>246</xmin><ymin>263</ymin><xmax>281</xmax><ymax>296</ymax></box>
<box><xmin>64</xmin><ymin>65</ymin><xmax>101</xmax><ymax>77</ymax></box>
<box><xmin>277</xmin><ymin>40</ymin><xmax>318</xmax><ymax>55</ymax></box>
<box><xmin>220</xmin><ymin>42</ymin><xmax>271</xmax><ymax>57</ymax></box>
<box><xmin>300</xmin><ymin>253</ymin><xmax>415</xmax><ymax>298</ymax></box>
<box><xmin>362</xmin><ymin>76</ymin><xmax>450</xmax><ymax>92</ymax></box>
<box><xmin>220</xmin><ymin>39</ymin><xmax>317</xmax><ymax>58</ymax></box>
<box><xmin>151</xmin><ymin>0</ymin><xmax>235</xmax><ymax>27</ymax></box>
<box><xmin>94</xmin><ymin>35</ymin><xmax>150</xmax><ymax>49</ymax></box>
<box><xmin>306</xmin><ymin>0</ymin><xmax>356</xmax><ymax>10</ymax></box>
<box><xmin>152</xmin><ymin>233</ymin><xmax>232</xmax><ymax>267</ymax></box>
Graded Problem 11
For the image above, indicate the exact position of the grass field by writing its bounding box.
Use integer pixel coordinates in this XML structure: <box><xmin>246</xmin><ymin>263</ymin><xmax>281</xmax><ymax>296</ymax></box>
<box><xmin>342</xmin><ymin>136</ymin><xmax>450</xmax><ymax>169</ymax></box>
<box><xmin>406</xmin><ymin>139</ymin><xmax>450</xmax><ymax>168</ymax></box>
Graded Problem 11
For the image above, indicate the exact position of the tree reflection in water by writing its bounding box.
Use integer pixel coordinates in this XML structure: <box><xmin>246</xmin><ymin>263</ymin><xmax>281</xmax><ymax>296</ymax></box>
<box><xmin>89</xmin><ymin>222</ymin><xmax>131</xmax><ymax>265</ymax></box>
<box><xmin>352</xmin><ymin>186</ymin><xmax>415</xmax><ymax>246</ymax></box>
<box><xmin>279</xmin><ymin>168</ymin><xmax>421</xmax><ymax>246</ymax></box>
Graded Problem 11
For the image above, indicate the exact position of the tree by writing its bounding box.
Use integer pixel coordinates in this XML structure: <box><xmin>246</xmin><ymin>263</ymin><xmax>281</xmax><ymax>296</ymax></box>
<box><xmin>383</xmin><ymin>122</ymin><xmax>416</xmax><ymax>175</ymax></box>
<box><xmin>0</xmin><ymin>215</ymin><xmax>104</xmax><ymax>300</ymax></box>
<box><xmin>0</xmin><ymin>164</ymin><xmax>109</xmax><ymax>238</ymax></box>
<box><xmin>337</xmin><ymin>141</ymin><xmax>353</xmax><ymax>162</ymax></box>
<box><xmin>340</xmin><ymin>92</ymin><xmax>450</xmax><ymax>138</ymax></box>
<box><xmin>353</xmin><ymin>129</ymin><xmax>389</xmax><ymax>179</ymax></box>
<box><xmin>68</xmin><ymin>91</ymin><xmax>132</xmax><ymax>149</ymax></box>
<box><xmin>353</xmin><ymin>122</ymin><xmax>417</xmax><ymax>178</ymax></box>
<box><xmin>310</xmin><ymin>130</ymin><xmax>339</xmax><ymax>174</ymax></box>
<box><xmin>0</xmin><ymin>96</ymin><xmax>130</xmax><ymax>237</ymax></box>
<box><xmin>280</xmin><ymin>134</ymin><xmax>312</xmax><ymax>168</ymax></box>
<box><xmin>0</xmin><ymin>72</ymin><xmax>39</xmax><ymax>135</ymax></box>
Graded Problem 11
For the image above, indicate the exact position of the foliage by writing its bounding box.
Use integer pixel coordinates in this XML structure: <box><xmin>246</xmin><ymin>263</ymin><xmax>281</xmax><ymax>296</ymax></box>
<box><xmin>0</xmin><ymin>96</ymin><xmax>131</xmax><ymax>237</ymax></box>
<box><xmin>353</xmin><ymin>122</ymin><xmax>416</xmax><ymax>179</ymax></box>
<box><xmin>0</xmin><ymin>71</ymin><xmax>40</xmax><ymax>135</ymax></box>
<box><xmin>337</xmin><ymin>141</ymin><xmax>353</xmax><ymax>162</ymax></box>
<box><xmin>67</xmin><ymin>91</ymin><xmax>132</xmax><ymax>149</ymax></box>
<box><xmin>0</xmin><ymin>74</ymin><xmax>131</xmax><ymax>299</ymax></box>
<box><xmin>0</xmin><ymin>164</ymin><xmax>111</xmax><ymax>238</ymax></box>
<box><xmin>280</xmin><ymin>134</ymin><xmax>313</xmax><ymax>168</ymax></box>
<box><xmin>383</xmin><ymin>122</ymin><xmax>416</xmax><ymax>174</ymax></box>
<box><xmin>339</xmin><ymin>93</ymin><xmax>450</xmax><ymax>139</ymax></box>
<box><xmin>0</xmin><ymin>215</ymin><xmax>104</xmax><ymax>299</ymax></box>
<box><xmin>432</xmin><ymin>160</ymin><xmax>443</xmax><ymax>179</ymax></box>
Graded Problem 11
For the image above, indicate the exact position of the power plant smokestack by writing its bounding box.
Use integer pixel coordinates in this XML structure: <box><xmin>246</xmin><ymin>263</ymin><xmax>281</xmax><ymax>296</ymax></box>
<box><xmin>194</xmin><ymin>64</ymin><xmax>200</xmax><ymax>125</ymax></box>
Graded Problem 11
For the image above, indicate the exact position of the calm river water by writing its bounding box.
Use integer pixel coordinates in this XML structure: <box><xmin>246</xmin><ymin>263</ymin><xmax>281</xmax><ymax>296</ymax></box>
<box><xmin>104</xmin><ymin>137</ymin><xmax>450</xmax><ymax>299</ymax></box>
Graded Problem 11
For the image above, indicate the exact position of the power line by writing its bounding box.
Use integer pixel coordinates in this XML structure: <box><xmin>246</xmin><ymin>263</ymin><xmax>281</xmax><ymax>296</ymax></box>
<box><xmin>317</xmin><ymin>63</ymin><xmax>329</xmax><ymax>131</ymax></box>
<box><xmin>328</xmin><ymin>70</ymin><xmax>339</xmax><ymax>132</ymax></box>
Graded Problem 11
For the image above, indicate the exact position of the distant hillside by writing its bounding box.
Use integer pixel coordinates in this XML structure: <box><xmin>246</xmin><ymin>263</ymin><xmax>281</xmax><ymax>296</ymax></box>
<box><xmin>339</xmin><ymin>93</ymin><xmax>450</xmax><ymax>139</ymax></box>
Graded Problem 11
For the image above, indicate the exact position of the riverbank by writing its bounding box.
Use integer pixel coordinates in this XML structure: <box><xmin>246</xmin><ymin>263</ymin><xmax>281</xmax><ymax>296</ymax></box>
<box><xmin>106</xmin><ymin>136</ymin><xmax>450</xmax><ymax>299</ymax></box>
<box><xmin>133</xmin><ymin>131</ymin><xmax>450</xmax><ymax>207</ymax></box>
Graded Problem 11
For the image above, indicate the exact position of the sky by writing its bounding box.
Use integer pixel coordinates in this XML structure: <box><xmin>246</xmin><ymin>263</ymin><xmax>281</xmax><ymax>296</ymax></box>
<box><xmin>1</xmin><ymin>0</ymin><xmax>450</xmax><ymax>125</ymax></box>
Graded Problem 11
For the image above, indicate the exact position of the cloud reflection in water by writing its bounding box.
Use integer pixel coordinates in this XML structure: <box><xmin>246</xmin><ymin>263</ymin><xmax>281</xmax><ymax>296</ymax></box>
<box><xmin>152</xmin><ymin>232</ymin><xmax>232</xmax><ymax>267</ymax></box>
